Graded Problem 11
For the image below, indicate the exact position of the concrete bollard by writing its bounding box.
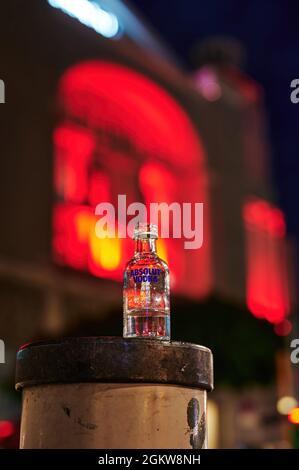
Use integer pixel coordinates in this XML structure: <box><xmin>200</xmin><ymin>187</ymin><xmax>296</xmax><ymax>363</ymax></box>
<box><xmin>15</xmin><ymin>337</ymin><xmax>213</xmax><ymax>449</ymax></box>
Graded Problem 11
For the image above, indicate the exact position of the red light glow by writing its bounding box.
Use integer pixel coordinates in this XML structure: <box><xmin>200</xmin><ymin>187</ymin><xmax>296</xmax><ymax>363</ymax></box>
<box><xmin>0</xmin><ymin>421</ymin><xmax>14</xmax><ymax>439</ymax></box>
<box><xmin>274</xmin><ymin>319</ymin><xmax>292</xmax><ymax>336</ymax></box>
<box><xmin>58</xmin><ymin>62</ymin><xmax>203</xmax><ymax>168</ymax></box>
<box><xmin>243</xmin><ymin>199</ymin><xmax>286</xmax><ymax>238</ymax></box>
<box><xmin>243</xmin><ymin>198</ymin><xmax>290</xmax><ymax>324</ymax></box>
<box><xmin>54</xmin><ymin>125</ymin><xmax>95</xmax><ymax>204</ymax></box>
<box><xmin>52</xmin><ymin>61</ymin><xmax>212</xmax><ymax>298</ymax></box>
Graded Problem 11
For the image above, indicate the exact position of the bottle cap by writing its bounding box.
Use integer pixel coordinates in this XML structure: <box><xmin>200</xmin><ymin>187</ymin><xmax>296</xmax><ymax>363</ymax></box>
<box><xmin>134</xmin><ymin>223</ymin><xmax>158</xmax><ymax>239</ymax></box>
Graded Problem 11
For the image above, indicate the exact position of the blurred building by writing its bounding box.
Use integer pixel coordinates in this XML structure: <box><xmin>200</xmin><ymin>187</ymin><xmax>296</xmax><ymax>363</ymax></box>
<box><xmin>0</xmin><ymin>0</ymin><xmax>296</xmax><ymax>448</ymax></box>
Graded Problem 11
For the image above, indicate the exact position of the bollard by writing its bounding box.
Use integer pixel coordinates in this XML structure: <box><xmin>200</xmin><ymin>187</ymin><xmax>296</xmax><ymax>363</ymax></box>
<box><xmin>15</xmin><ymin>337</ymin><xmax>213</xmax><ymax>449</ymax></box>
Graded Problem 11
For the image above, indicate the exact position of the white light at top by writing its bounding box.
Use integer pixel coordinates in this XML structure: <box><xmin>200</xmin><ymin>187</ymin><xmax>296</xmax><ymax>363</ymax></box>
<box><xmin>48</xmin><ymin>0</ymin><xmax>120</xmax><ymax>38</ymax></box>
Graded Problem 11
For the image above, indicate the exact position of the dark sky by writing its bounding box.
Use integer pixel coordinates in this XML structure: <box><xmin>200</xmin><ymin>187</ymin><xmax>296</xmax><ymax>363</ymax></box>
<box><xmin>131</xmin><ymin>0</ymin><xmax>299</xmax><ymax>239</ymax></box>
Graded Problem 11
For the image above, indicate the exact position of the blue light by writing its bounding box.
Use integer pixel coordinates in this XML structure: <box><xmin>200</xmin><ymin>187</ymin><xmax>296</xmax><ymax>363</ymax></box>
<box><xmin>48</xmin><ymin>0</ymin><xmax>120</xmax><ymax>38</ymax></box>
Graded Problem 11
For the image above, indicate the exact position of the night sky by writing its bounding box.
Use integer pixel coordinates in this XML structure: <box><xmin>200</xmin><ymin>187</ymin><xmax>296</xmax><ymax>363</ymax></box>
<box><xmin>131</xmin><ymin>0</ymin><xmax>299</xmax><ymax>241</ymax></box>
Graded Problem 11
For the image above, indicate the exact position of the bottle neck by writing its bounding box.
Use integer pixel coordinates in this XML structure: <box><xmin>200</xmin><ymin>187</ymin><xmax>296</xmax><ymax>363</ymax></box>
<box><xmin>135</xmin><ymin>238</ymin><xmax>157</xmax><ymax>254</ymax></box>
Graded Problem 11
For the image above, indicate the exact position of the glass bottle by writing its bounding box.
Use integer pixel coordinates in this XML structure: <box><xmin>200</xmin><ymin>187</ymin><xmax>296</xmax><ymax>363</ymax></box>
<box><xmin>123</xmin><ymin>223</ymin><xmax>170</xmax><ymax>340</ymax></box>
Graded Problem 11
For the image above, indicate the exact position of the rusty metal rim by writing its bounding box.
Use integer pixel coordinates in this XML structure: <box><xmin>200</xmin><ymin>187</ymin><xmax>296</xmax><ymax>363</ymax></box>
<box><xmin>15</xmin><ymin>336</ymin><xmax>213</xmax><ymax>391</ymax></box>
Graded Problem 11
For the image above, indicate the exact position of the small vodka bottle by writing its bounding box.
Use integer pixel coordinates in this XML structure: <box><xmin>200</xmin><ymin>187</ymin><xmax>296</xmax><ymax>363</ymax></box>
<box><xmin>123</xmin><ymin>223</ymin><xmax>170</xmax><ymax>340</ymax></box>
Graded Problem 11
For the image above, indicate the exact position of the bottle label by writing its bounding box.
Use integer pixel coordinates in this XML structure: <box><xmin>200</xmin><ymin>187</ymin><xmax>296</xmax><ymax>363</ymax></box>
<box><xmin>130</xmin><ymin>268</ymin><xmax>161</xmax><ymax>283</ymax></box>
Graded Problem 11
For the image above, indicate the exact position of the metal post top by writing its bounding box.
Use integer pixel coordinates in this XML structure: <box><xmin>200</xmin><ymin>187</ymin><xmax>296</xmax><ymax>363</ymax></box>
<box><xmin>15</xmin><ymin>336</ymin><xmax>213</xmax><ymax>391</ymax></box>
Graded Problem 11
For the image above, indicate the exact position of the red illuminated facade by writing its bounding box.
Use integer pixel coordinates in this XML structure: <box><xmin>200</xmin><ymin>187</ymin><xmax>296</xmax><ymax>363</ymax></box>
<box><xmin>243</xmin><ymin>198</ymin><xmax>290</xmax><ymax>324</ymax></box>
<box><xmin>53</xmin><ymin>61</ymin><xmax>212</xmax><ymax>298</ymax></box>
